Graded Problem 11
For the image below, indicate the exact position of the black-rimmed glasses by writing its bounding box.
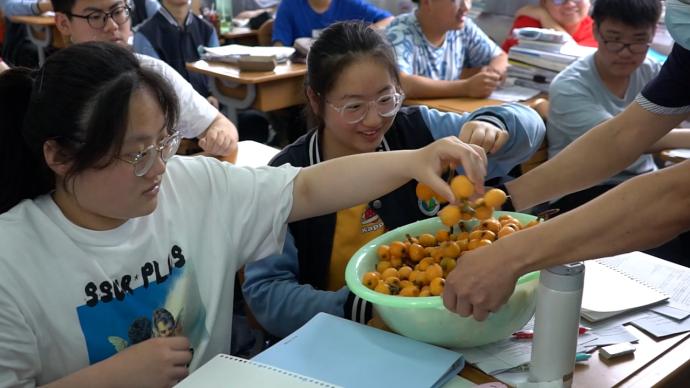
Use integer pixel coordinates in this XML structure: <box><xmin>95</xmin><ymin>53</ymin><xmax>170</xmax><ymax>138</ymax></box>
<box><xmin>117</xmin><ymin>132</ymin><xmax>181</xmax><ymax>177</ymax></box>
<box><xmin>67</xmin><ymin>5</ymin><xmax>131</xmax><ymax>30</ymax></box>
<box><xmin>602</xmin><ymin>39</ymin><xmax>651</xmax><ymax>54</ymax></box>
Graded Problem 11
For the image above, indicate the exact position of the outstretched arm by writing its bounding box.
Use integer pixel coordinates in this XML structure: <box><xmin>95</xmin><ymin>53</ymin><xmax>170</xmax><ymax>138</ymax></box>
<box><xmin>507</xmin><ymin>102</ymin><xmax>687</xmax><ymax>210</ymax></box>
<box><xmin>289</xmin><ymin>137</ymin><xmax>488</xmax><ymax>222</ymax></box>
<box><xmin>443</xmin><ymin>159</ymin><xmax>690</xmax><ymax>320</ymax></box>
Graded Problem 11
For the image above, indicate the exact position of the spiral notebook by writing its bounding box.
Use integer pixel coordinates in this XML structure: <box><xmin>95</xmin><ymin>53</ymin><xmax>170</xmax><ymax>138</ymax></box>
<box><xmin>581</xmin><ymin>256</ymin><xmax>668</xmax><ymax>322</ymax></box>
<box><xmin>175</xmin><ymin>354</ymin><xmax>341</xmax><ymax>388</ymax></box>
<box><xmin>253</xmin><ymin>313</ymin><xmax>464</xmax><ymax>388</ymax></box>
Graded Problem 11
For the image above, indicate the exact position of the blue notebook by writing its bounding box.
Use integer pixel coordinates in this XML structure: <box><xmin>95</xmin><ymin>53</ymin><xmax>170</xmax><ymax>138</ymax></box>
<box><xmin>253</xmin><ymin>312</ymin><xmax>465</xmax><ymax>388</ymax></box>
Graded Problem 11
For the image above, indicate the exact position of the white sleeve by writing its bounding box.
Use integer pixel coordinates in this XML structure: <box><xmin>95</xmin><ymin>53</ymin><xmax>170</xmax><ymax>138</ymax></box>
<box><xmin>136</xmin><ymin>54</ymin><xmax>218</xmax><ymax>139</ymax></box>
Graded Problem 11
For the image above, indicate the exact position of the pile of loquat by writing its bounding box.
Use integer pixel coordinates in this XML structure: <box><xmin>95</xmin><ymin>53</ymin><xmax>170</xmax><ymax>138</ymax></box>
<box><xmin>361</xmin><ymin>175</ymin><xmax>540</xmax><ymax>297</ymax></box>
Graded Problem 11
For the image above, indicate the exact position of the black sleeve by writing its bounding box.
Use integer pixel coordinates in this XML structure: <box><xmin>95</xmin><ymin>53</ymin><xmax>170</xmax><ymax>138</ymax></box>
<box><xmin>344</xmin><ymin>291</ymin><xmax>373</xmax><ymax>325</ymax></box>
<box><xmin>638</xmin><ymin>43</ymin><xmax>690</xmax><ymax>115</ymax></box>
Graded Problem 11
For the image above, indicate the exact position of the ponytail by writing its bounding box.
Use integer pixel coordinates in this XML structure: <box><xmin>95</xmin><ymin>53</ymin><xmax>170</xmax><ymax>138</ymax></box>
<box><xmin>0</xmin><ymin>68</ymin><xmax>53</xmax><ymax>214</ymax></box>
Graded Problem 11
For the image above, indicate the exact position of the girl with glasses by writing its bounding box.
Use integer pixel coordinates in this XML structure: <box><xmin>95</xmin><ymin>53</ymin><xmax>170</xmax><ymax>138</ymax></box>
<box><xmin>0</xmin><ymin>41</ymin><xmax>492</xmax><ymax>386</ymax></box>
<box><xmin>242</xmin><ymin>21</ymin><xmax>545</xmax><ymax>340</ymax></box>
<box><xmin>502</xmin><ymin>0</ymin><xmax>597</xmax><ymax>52</ymax></box>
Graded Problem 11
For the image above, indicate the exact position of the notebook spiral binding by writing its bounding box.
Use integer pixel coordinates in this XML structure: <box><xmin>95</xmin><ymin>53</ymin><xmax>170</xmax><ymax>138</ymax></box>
<box><xmin>219</xmin><ymin>355</ymin><xmax>340</xmax><ymax>387</ymax></box>
<box><xmin>595</xmin><ymin>258</ymin><xmax>667</xmax><ymax>296</ymax></box>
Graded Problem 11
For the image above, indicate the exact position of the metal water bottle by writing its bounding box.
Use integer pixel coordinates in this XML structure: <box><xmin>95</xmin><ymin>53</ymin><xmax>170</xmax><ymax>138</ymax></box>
<box><xmin>527</xmin><ymin>263</ymin><xmax>585</xmax><ymax>387</ymax></box>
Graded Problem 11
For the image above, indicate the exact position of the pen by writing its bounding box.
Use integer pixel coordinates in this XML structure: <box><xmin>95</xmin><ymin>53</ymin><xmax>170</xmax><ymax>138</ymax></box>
<box><xmin>575</xmin><ymin>353</ymin><xmax>591</xmax><ymax>362</ymax></box>
<box><xmin>512</xmin><ymin>326</ymin><xmax>590</xmax><ymax>339</ymax></box>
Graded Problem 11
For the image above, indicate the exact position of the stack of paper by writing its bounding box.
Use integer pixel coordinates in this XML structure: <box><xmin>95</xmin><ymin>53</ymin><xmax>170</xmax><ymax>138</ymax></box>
<box><xmin>201</xmin><ymin>44</ymin><xmax>295</xmax><ymax>64</ymax></box>
<box><xmin>253</xmin><ymin>312</ymin><xmax>464</xmax><ymax>388</ymax></box>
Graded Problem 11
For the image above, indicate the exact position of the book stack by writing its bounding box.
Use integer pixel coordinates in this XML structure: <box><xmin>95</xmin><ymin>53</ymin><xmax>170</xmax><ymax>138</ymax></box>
<box><xmin>507</xmin><ymin>27</ymin><xmax>596</xmax><ymax>93</ymax></box>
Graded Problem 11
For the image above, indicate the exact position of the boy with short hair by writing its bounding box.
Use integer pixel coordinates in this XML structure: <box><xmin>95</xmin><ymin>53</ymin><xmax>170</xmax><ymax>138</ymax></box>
<box><xmin>52</xmin><ymin>0</ymin><xmax>238</xmax><ymax>156</ymax></box>
<box><xmin>385</xmin><ymin>0</ymin><xmax>508</xmax><ymax>99</ymax></box>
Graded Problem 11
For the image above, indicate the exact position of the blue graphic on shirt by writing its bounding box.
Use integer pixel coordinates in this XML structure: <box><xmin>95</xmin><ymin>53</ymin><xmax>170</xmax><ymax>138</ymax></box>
<box><xmin>76</xmin><ymin>245</ymin><xmax>200</xmax><ymax>364</ymax></box>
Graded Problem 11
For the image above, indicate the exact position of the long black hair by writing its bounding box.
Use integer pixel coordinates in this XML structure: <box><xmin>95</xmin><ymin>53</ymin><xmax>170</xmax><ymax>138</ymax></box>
<box><xmin>0</xmin><ymin>42</ymin><xmax>178</xmax><ymax>214</ymax></box>
<box><xmin>305</xmin><ymin>21</ymin><xmax>401</xmax><ymax>130</ymax></box>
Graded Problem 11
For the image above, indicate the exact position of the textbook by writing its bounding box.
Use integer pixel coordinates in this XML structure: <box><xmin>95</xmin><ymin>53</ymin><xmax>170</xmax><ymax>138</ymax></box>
<box><xmin>253</xmin><ymin>312</ymin><xmax>465</xmax><ymax>388</ymax></box>
<box><xmin>175</xmin><ymin>354</ymin><xmax>341</xmax><ymax>387</ymax></box>
<box><xmin>581</xmin><ymin>256</ymin><xmax>668</xmax><ymax>322</ymax></box>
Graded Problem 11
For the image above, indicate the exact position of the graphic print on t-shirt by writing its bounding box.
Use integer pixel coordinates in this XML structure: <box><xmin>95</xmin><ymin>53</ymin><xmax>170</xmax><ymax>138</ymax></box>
<box><xmin>76</xmin><ymin>244</ymin><xmax>206</xmax><ymax>364</ymax></box>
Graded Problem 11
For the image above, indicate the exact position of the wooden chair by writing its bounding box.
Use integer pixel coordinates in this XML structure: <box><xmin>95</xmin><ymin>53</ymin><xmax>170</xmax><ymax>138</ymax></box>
<box><xmin>257</xmin><ymin>19</ymin><xmax>274</xmax><ymax>46</ymax></box>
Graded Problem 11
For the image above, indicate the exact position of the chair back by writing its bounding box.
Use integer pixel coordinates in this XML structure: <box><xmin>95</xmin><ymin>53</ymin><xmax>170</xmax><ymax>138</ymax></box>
<box><xmin>257</xmin><ymin>19</ymin><xmax>274</xmax><ymax>46</ymax></box>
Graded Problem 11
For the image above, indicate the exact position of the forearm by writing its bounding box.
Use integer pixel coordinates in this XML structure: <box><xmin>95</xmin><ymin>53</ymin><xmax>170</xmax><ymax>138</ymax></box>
<box><xmin>507</xmin><ymin>103</ymin><xmax>682</xmax><ymax>210</ymax></box>
<box><xmin>245</xmin><ymin>279</ymin><xmax>348</xmax><ymax>338</ymax></box>
<box><xmin>489</xmin><ymin>52</ymin><xmax>509</xmax><ymax>74</ymax></box>
<box><xmin>41</xmin><ymin>362</ymin><xmax>118</xmax><ymax>388</ymax></box>
<box><xmin>400</xmin><ymin>73</ymin><xmax>468</xmax><ymax>99</ymax></box>
<box><xmin>290</xmin><ymin>150</ymin><xmax>417</xmax><ymax>221</ymax></box>
<box><xmin>510</xmin><ymin>161</ymin><xmax>690</xmax><ymax>275</ymax></box>
<box><xmin>647</xmin><ymin>129</ymin><xmax>690</xmax><ymax>153</ymax></box>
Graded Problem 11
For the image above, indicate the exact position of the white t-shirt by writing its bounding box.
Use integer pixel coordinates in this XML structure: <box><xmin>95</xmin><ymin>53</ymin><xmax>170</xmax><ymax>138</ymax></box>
<box><xmin>137</xmin><ymin>54</ymin><xmax>218</xmax><ymax>139</ymax></box>
<box><xmin>0</xmin><ymin>156</ymin><xmax>299</xmax><ymax>386</ymax></box>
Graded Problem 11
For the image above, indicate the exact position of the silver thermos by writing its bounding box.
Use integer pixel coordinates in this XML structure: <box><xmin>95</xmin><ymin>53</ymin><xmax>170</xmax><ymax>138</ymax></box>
<box><xmin>524</xmin><ymin>263</ymin><xmax>585</xmax><ymax>388</ymax></box>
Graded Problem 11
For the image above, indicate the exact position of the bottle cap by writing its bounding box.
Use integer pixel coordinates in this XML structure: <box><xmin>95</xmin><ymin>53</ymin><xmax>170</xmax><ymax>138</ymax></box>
<box><xmin>540</xmin><ymin>262</ymin><xmax>585</xmax><ymax>291</ymax></box>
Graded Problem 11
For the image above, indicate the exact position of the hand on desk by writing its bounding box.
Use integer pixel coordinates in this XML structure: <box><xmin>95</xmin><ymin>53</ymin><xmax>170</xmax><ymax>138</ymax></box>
<box><xmin>198</xmin><ymin>113</ymin><xmax>239</xmax><ymax>157</ymax></box>
<box><xmin>462</xmin><ymin>69</ymin><xmax>501</xmax><ymax>99</ymax></box>
<box><xmin>459</xmin><ymin>120</ymin><xmax>509</xmax><ymax>155</ymax></box>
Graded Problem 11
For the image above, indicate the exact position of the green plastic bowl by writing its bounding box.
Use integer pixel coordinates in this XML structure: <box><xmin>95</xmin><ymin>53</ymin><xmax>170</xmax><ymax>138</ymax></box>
<box><xmin>345</xmin><ymin>211</ymin><xmax>539</xmax><ymax>348</ymax></box>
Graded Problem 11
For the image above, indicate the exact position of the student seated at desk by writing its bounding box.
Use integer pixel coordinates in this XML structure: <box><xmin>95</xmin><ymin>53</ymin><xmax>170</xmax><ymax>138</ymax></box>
<box><xmin>547</xmin><ymin>0</ymin><xmax>673</xmax><ymax>212</ymax></box>
<box><xmin>133</xmin><ymin>0</ymin><xmax>219</xmax><ymax>107</ymax></box>
<box><xmin>242</xmin><ymin>21</ymin><xmax>545</xmax><ymax>339</ymax></box>
<box><xmin>0</xmin><ymin>40</ymin><xmax>494</xmax><ymax>386</ymax></box>
<box><xmin>384</xmin><ymin>0</ymin><xmax>508</xmax><ymax>99</ymax></box>
<box><xmin>547</xmin><ymin>0</ymin><xmax>690</xmax><ymax>261</ymax></box>
<box><xmin>501</xmin><ymin>0</ymin><xmax>597</xmax><ymax>52</ymax></box>
<box><xmin>52</xmin><ymin>0</ymin><xmax>237</xmax><ymax>156</ymax></box>
<box><xmin>272</xmin><ymin>0</ymin><xmax>393</xmax><ymax>46</ymax></box>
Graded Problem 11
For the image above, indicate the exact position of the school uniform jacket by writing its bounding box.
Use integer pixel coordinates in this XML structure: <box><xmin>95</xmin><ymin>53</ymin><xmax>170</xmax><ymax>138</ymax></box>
<box><xmin>242</xmin><ymin>104</ymin><xmax>546</xmax><ymax>338</ymax></box>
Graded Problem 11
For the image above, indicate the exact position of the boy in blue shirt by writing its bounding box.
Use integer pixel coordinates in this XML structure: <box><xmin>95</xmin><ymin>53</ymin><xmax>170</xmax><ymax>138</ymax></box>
<box><xmin>272</xmin><ymin>0</ymin><xmax>392</xmax><ymax>46</ymax></box>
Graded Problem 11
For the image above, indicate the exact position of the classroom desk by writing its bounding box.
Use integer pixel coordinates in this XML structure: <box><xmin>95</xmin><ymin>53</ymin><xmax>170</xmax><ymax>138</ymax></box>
<box><xmin>186</xmin><ymin>60</ymin><xmax>306</xmax><ymax>123</ymax></box>
<box><xmin>405</xmin><ymin>97</ymin><xmax>505</xmax><ymax>114</ymax></box>
<box><xmin>460</xmin><ymin>327</ymin><xmax>690</xmax><ymax>387</ymax></box>
<box><xmin>221</xmin><ymin>26</ymin><xmax>258</xmax><ymax>46</ymax></box>
<box><xmin>8</xmin><ymin>15</ymin><xmax>64</xmax><ymax>65</ymax></box>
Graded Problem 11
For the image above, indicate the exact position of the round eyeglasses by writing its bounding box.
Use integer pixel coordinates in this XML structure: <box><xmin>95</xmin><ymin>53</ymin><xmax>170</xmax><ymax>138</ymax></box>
<box><xmin>117</xmin><ymin>132</ymin><xmax>181</xmax><ymax>177</ymax></box>
<box><xmin>67</xmin><ymin>5</ymin><xmax>131</xmax><ymax>30</ymax></box>
<box><xmin>326</xmin><ymin>92</ymin><xmax>405</xmax><ymax>124</ymax></box>
<box><xmin>602</xmin><ymin>40</ymin><xmax>651</xmax><ymax>54</ymax></box>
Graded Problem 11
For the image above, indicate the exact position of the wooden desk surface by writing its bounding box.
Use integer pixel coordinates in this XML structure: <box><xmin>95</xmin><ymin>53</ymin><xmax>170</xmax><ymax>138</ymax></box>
<box><xmin>460</xmin><ymin>326</ymin><xmax>690</xmax><ymax>387</ymax></box>
<box><xmin>186</xmin><ymin>60</ymin><xmax>306</xmax><ymax>85</ymax></box>
<box><xmin>9</xmin><ymin>15</ymin><xmax>55</xmax><ymax>26</ymax></box>
<box><xmin>221</xmin><ymin>26</ymin><xmax>258</xmax><ymax>40</ymax></box>
<box><xmin>405</xmin><ymin>97</ymin><xmax>505</xmax><ymax>114</ymax></box>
